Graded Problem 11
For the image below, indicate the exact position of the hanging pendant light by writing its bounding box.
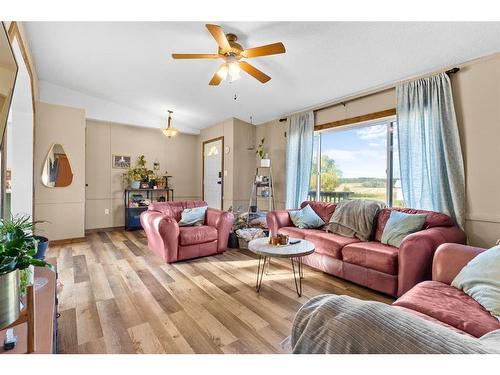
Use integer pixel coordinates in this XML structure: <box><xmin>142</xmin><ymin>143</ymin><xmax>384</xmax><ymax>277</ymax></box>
<box><xmin>162</xmin><ymin>110</ymin><xmax>178</xmax><ymax>138</ymax></box>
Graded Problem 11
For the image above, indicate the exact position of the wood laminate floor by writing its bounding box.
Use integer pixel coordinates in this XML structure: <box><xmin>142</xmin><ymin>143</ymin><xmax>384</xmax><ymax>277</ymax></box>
<box><xmin>49</xmin><ymin>229</ymin><xmax>394</xmax><ymax>354</ymax></box>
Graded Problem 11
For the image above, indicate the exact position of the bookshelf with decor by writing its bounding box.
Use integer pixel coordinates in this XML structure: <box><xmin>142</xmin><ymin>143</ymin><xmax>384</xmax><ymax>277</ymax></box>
<box><xmin>123</xmin><ymin>155</ymin><xmax>174</xmax><ymax>230</ymax></box>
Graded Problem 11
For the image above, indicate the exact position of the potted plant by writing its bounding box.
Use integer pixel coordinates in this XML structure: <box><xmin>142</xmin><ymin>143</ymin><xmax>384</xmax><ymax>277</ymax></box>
<box><xmin>34</xmin><ymin>235</ymin><xmax>49</xmax><ymax>260</ymax></box>
<box><xmin>125</xmin><ymin>168</ymin><xmax>142</xmax><ymax>189</ymax></box>
<box><xmin>256</xmin><ymin>138</ymin><xmax>270</xmax><ymax>167</ymax></box>
<box><xmin>125</xmin><ymin>155</ymin><xmax>154</xmax><ymax>189</ymax></box>
<box><xmin>0</xmin><ymin>215</ymin><xmax>54</xmax><ymax>329</ymax></box>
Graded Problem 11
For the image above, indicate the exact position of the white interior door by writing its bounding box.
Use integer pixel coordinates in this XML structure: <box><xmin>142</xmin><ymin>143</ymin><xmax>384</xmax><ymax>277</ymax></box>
<box><xmin>203</xmin><ymin>139</ymin><xmax>223</xmax><ymax>209</ymax></box>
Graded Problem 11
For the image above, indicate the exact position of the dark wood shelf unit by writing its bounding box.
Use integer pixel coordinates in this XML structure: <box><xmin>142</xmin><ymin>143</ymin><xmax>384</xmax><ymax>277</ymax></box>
<box><xmin>124</xmin><ymin>188</ymin><xmax>174</xmax><ymax>230</ymax></box>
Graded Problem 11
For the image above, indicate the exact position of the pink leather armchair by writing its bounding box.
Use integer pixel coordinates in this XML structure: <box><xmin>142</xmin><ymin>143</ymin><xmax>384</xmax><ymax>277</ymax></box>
<box><xmin>432</xmin><ymin>243</ymin><xmax>485</xmax><ymax>284</ymax></box>
<box><xmin>140</xmin><ymin>200</ymin><xmax>234</xmax><ymax>263</ymax></box>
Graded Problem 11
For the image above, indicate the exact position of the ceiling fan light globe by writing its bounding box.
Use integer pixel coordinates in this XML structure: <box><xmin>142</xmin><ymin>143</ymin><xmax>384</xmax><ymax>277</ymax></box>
<box><xmin>217</xmin><ymin>64</ymin><xmax>229</xmax><ymax>80</ymax></box>
<box><xmin>228</xmin><ymin>61</ymin><xmax>241</xmax><ymax>81</ymax></box>
<box><xmin>230</xmin><ymin>71</ymin><xmax>241</xmax><ymax>82</ymax></box>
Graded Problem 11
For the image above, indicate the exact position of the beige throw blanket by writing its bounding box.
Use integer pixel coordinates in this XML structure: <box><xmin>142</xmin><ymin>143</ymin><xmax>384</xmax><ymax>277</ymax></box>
<box><xmin>291</xmin><ymin>295</ymin><xmax>500</xmax><ymax>354</ymax></box>
<box><xmin>327</xmin><ymin>199</ymin><xmax>385</xmax><ymax>241</ymax></box>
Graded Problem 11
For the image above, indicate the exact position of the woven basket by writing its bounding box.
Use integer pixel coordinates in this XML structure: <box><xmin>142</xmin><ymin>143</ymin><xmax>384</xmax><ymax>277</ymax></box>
<box><xmin>238</xmin><ymin>237</ymin><xmax>249</xmax><ymax>249</ymax></box>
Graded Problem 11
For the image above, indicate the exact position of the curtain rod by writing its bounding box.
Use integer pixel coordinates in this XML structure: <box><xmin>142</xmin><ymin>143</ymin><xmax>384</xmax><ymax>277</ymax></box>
<box><xmin>278</xmin><ymin>67</ymin><xmax>460</xmax><ymax>122</ymax></box>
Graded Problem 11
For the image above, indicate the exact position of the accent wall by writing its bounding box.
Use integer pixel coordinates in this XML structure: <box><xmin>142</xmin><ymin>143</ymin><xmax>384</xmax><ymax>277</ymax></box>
<box><xmin>85</xmin><ymin>120</ymin><xmax>200</xmax><ymax>230</ymax></box>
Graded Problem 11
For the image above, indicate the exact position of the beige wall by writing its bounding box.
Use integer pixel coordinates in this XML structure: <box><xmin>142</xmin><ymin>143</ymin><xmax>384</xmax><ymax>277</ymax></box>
<box><xmin>451</xmin><ymin>53</ymin><xmax>500</xmax><ymax>247</ymax></box>
<box><xmin>232</xmin><ymin>118</ymin><xmax>256</xmax><ymax>210</ymax></box>
<box><xmin>85</xmin><ymin>120</ymin><xmax>200</xmax><ymax>230</ymax></box>
<box><xmin>34</xmin><ymin>102</ymin><xmax>86</xmax><ymax>240</ymax></box>
<box><xmin>255</xmin><ymin>119</ymin><xmax>288</xmax><ymax>210</ymax></box>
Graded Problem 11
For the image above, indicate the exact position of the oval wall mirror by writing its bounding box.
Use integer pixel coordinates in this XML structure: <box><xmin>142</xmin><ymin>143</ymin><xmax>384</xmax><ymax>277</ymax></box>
<box><xmin>41</xmin><ymin>144</ymin><xmax>73</xmax><ymax>187</ymax></box>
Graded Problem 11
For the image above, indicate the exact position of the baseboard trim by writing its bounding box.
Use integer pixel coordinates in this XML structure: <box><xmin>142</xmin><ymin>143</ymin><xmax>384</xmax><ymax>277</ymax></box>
<box><xmin>50</xmin><ymin>237</ymin><xmax>87</xmax><ymax>246</ymax></box>
<box><xmin>85</xmin><ymin>226</ymin><xmax>125</xmax><ymax>234</ymax></box>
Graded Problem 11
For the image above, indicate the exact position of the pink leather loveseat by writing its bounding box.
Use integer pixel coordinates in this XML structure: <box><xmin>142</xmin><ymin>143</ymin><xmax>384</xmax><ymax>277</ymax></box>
<box><xmin>140</xmin><ymin>200</ymin><xmax>234</xmax><ymax>263</ymax></box>
<box><xmin>267</xmin><ymin>201</ymin><xmax>466</xmax><ymax>297</ymax></box>
<box><xmin>393</xmin><ymin>243</ymin><xmax>500</xmax><ymax>337</ymax></box>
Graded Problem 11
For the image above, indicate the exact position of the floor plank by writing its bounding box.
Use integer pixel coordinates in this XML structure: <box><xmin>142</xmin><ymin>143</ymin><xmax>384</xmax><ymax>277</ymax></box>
<box><xmin>57</xmin><ymin>308</ymin><xmax>78</xmax><ymax>354</ymax></box>
<box><xmin>128</xmin><ymin>323</ymin><xmax>165</xmax><ymax>354</ymax></box>
<box><xmin>52</xmin><ymin>228</ymin><xmax>394</xmax><ymax>353</ymax></box>
<box><xmin>76</xmin><ymin>301</ymin><xmax>103</xmax><ymax>345</ymax></box>
<box><xmin>96</xmin><ymin>299</ymin><xmax>136</xmax><ymax>354</ymax></box>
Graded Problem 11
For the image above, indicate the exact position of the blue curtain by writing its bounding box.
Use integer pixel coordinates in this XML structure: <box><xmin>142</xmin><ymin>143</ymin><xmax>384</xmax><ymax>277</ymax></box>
<box><xmin>397</xmin><ymin>73</ymin><xmax>465</xmax><ymax>227</ymax></box>
<box><xmin>286</xmin><ymin>111</ymin><xmax>314</xmax><ymax>209</ymax></box>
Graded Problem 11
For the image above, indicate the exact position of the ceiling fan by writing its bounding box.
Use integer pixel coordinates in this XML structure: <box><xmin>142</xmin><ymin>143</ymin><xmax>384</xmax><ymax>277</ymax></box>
<box><xmin>172</xmin><ymin>24</ymin><xmax>286</xmax><ymax>85</ymax></box>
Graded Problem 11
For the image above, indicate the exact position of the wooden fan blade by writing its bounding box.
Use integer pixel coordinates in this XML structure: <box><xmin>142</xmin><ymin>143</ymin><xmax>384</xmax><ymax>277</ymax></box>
<box><xmin>172</xmin><ymin>53</ymin><xmax>221</xmax><ymax>59</ymax></box>
<box><xmin>209</xmin><ymin>65</ymin><xmax>226</xmax><ymax>86</ymax></box>
<box><xmin>239</xmin><ymin>61</ymin><xmax>271</xmax><ymax>83</ymax></box>
<box><xmin>242</xmin><ymin>42</ymin><xmax>286</xmax><ymax>58</ymax></box>
<box><xmin>205</xmin><ymin>24</ymin><xmax>231</xmax><ymax>52</ymax></box>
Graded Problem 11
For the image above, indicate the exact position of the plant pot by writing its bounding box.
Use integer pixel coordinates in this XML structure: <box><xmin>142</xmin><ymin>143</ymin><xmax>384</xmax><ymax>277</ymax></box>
<box><xmin>35</xmin><ymin>235</ymin><xmax>49</xmax><ymax>260</ymax></box>
<box><xmin>0</xmin><ymin>269</ymin><xmax>20</xmax><ymax>330</ymax></box>
<box><xmin>228</xmin><ymin>232</ymin><xmax>239</xmax><ymax>248</ymax></box>
<box><xmin>130</xmin><ymin>181</ymin><xmax>141</xmax><ymax>189</ymax></box>
<box><xmin>149</xmin><ymin>180</ymin><xmax>156</xmax><ymax>189</ymax></box>
<box><xmin>260</xmin><ymin>158</ymin><xmax>271</xmax><ymax>167</ymax></box>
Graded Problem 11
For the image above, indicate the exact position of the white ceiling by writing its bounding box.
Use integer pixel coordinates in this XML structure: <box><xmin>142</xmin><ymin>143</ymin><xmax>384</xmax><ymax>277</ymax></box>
<box><xmin>25</xmin><ymin>22</ymin><xmax>500</xmax><ymax>133</ymax></box>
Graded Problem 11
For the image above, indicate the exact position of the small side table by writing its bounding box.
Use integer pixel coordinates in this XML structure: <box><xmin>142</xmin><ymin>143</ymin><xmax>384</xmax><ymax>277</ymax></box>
<box><xmin>248</xmin><ymin>237</ymin><xmax>315</xmax><ymax>297</ymax></box>
<box><xmin>0</xmin><ymin>265</ymin><xmax>57</xmax><ymax>354</ymax></box>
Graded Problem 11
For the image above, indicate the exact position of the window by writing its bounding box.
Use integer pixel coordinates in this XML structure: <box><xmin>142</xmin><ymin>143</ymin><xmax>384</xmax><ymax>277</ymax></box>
<box><xmin>308</xmin><ymin>118</ymin><xmax>403</xmax><ymax>207</ymax></box>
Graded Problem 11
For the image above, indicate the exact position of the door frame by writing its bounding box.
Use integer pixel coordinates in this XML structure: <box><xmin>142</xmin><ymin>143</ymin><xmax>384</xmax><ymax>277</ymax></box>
<box><xmin>202</xmin><ymin>136</ymin><xmax>224</xmax><ymax>210</ymax></box>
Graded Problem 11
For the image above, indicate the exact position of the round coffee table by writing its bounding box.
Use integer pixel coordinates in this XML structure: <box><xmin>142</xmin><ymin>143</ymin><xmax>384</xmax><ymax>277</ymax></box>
<box><xmin>248</xmin><ymin>237</ymin><xmax>315</xmax><ymax>297</ymax></box>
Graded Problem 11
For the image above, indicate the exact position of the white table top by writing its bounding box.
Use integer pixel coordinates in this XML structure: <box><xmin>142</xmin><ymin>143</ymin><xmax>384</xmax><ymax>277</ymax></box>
<box><xmin>248</xmin><ymin>237</ymin><xmax>315</xmax><ymax>258</ymax></box>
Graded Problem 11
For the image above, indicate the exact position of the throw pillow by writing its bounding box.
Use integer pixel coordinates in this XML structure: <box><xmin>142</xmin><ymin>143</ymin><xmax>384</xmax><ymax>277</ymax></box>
<box><xmin>289</xmin><ymin>204</ymin><xmax>325</xmax><ymax>229</ymax></box>
<box><xmin>380</xmin><ymin>210</ymin><xmax>427</xmax><ymax>248</ymax></box>
<box><xmin>452</xmin><ymin>245</ymin><xmax>500</xmax><ymax>320</ymax></box>
<box><xmin>178</xmin><ymin>206</ymin><xmax>207</xmax><ymax>226</ymax></box>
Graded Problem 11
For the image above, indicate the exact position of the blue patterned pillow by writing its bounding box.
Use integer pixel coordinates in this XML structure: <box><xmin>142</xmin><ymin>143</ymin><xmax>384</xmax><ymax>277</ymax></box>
<box><xmin>178</xmin><ymin>206</ymin><xmax>207</xmax><ymax>226</ymax></box>
<box><xmin>381</xmin><ymin>210</ymin><xmax>427</xmax><ymax>248</ymax></box>
<box><xmin>289</xmin><ymin>204</ymin><xmax>325</xmax><ymax>229</ymax></box>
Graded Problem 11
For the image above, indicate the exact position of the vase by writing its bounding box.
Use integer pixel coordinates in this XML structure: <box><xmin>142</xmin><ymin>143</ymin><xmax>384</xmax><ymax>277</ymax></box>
<box><xmin>130</xmin><ymin>181</ymin><xmax>140</xmax><ymax>189</ymax></box>
<box><xmin>260</xmin><ymin>158</ymin><xmax>271</xmax><ymax>167</ymax></box>
<box><xmin>35</xmin><ymin>235</ymin><xmax>49</xmax><ymax>260</ymax></box>
<box><xmin>0</xmin><ymin>269</ymin><xmax>20</xmax><ymax>330</ymax></box>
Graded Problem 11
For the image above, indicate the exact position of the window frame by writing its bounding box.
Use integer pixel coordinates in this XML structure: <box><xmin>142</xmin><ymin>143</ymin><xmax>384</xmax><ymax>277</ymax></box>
<box><xmin>312</xmin><ymin>116</ymin><xmax>399</xmax><ymax>207</ymax></box>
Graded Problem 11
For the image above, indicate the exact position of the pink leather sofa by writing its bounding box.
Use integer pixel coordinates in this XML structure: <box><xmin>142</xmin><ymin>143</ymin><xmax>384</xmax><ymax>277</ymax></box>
<box><xmin>267</xmin><ymin>201</ymin><xmax>466</xmax><ymax>297</ymax></box>
<box><xmin>393</xmin><ymin>243</ymin><xmax>500</xmax><ymax>337</ymax></box>
<box><xmin>140</xmin><ymin>200</ymin><xmax>234</xmax><ymax>263</ymax></box>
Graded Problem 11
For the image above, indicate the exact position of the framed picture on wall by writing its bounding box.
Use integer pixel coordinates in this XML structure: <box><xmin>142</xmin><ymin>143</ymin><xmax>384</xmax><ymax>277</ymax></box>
<box><xmin>112</xmin><ymin>155</ymin><xmax>131</xmax><ymax>169</ymax></box>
